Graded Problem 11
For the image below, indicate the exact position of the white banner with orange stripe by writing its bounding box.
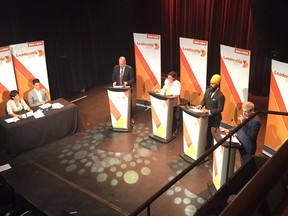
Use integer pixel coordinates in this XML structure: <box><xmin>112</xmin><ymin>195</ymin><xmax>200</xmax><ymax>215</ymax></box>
<box><xmin>133</xmin><ymin>33</ymin><xmax>161</xmax><ymax>106</ymax></box>
<box><xmin>179</xmin><ymin>37</ymin><xmax>208</xmax><ymax>105</ymax></box>
<box><xmin>10</xmin><ymin>40</ymin><xmax>50</xmax><ymax>101</ymax></box>
<box><xmin>150</xmin><ymin>96</ymin><xmax>171</xmax><ymax>140</ymax></box>
<box><xmin>0</xmin><ymin>46</ymin><xmax>18</xmax><ymax>116</ymax></box>
<box><xmin>220</xmin><ymin>45</ymin><xmax>251</xmax><ymax>126</ymax></box>
<box><xmin>263</xmin><ymin>60</ymin><xmax>288</xmax><ymax>156</ymax></box>
<box><xmin>182</xmin><ymin>111</ymin><xmax>208</xmax><ymax>160</ymax></box>
<box><xmin>108</xmin><ymin>88</ymin><xmax>131</xmax><ymax>130</ymax></box>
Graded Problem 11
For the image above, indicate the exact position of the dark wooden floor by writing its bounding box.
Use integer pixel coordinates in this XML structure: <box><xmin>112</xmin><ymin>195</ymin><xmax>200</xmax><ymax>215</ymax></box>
<box><xmin>0</xmin><ymin>85</ymin><xmax>268</xmax><ymax>216</ymax></box>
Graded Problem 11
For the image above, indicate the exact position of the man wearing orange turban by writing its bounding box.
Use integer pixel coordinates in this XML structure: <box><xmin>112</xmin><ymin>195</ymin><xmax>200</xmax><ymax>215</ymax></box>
<box><xmin>196</xmin><ymin>74</ymin><xmax>225</xmax><ymax>153</ymax></box>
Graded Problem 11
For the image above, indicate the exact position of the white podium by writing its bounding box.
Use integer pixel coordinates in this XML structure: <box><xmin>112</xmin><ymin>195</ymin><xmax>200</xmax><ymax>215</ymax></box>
<box><xmin>148</xmin><ymin>91</ymin><xmax>178</xmax><ymax>143</ymax></box>
<box><xmin>107</xmin><ymin>86</ymin><xmax>132</xmax><ymax>132</ymax></box>
<box><xmin>211</xmin><ymin>127</ymin><xmax>241</xmax><ymax>190</ymax></box>
<box><xmin>179</xmin><ymin>106</ymin><xmax>210</xmax><ymax>163</ymax></box>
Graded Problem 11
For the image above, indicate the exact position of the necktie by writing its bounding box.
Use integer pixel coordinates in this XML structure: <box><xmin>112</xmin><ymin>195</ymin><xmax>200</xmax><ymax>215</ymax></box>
<box><xmin>120</xmin><ymin>68</ymin><xmax>124</xmax><ymax>85</ymax></box>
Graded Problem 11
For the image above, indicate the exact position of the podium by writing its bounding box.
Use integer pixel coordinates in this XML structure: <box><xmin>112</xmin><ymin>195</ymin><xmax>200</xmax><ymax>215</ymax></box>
<box><xmin>211</xmin><ymin>127</ymin><xmax>241</xmax><ymax>190</ymax></box>
<box><xmin>179</xmin><ymin>106</ymin><xmax>210</xmax><ymax>163</ymax></box>
<box><xmin>148</xmin><ymin>91</ymin><xmax>178</xmax><ymax>143</ymax></box>
<box><xmin>107</xmin><ymin>86</ymin><xmax>132</xmax><ymax>132</ymax></box>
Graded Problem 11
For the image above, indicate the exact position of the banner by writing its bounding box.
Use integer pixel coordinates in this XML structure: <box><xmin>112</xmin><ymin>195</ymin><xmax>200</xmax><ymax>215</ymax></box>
<box><xmin>179</xmin><ymin>38</ymin><xmax>208</xmax><ymax>105</ymax></box>
<box><xmin>11</xmin><ymin>40</ymin><xmax>50</xmax><ymax>101</ymax></box>
<box><xmin>0</xmin><ymin>46</ymin><xmax>18</xmax><ymax>116</ymax></box>
<box><xmin>263</xmin><ymin>60</ymin><xmax>288</xmax><ymax>156</ymax></box>
<box><xmin>108</xmin><ymin>88</ymin><xmax>131</xmax><ymax>131</ymax></box>
<box><xmin>133</xmin><ymin>33</ymin><xmax>161</xmax><ymax>106</ymax></box>
<box><xmin>220</xmin><ymin>45</ymin><xmax>251</xmax><ymax>125</ymax></box>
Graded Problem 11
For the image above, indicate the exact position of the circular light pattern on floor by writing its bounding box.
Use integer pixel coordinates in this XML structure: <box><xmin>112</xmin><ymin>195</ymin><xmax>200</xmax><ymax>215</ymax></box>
<box><xmin>58</xmin><ymin>121</ymin><xmax>206</xmax><ymax>215</ymax></box>
<box><xmin>111</xmin><ymin>179</ymin><xmax>118</xmax><ymax>186</ymax></box>
<box><xmin>140</xmin><ymin>167</ymin><xmax>151</xmax><ymax>175</ymax></box>
<box><xmin>123</xmin><ymin>170</ymin><xmax>139</xmax><ymax>184</ymax></box>
<box><xmin>185</xmin><ymin>205</ymin><xmax>197</xmax><ymax>216</ymax></box>
<box><xmin>174</xmin><ymin>197</ymin><xmax>182</xmax><ymax>204</ymax></box>
<box><xmin>97</xmin><ymin>173</ymin><xmax>108</xmax><ymax>182</ymax></box>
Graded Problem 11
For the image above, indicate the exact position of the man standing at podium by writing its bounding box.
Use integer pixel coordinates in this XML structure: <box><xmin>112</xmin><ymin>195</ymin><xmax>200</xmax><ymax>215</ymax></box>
<box><xmin>196</xmin><ymin>74</ymin><xmax>225</xmax><ymax>151</ymax></box>
<box><xmin>112</xmin><ymin>56</ymin><xmax>135</xmax><ymax>87</ymax></box>
<box><xmin>112</xmin><ymin>56</ymin><xmax>135</xmax><ymax>123</ymax></box>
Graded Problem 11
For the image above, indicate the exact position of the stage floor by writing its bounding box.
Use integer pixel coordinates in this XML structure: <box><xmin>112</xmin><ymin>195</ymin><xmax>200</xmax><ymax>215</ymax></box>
<box><xmin>0</xmin><ymin>85</ymin><xmax>268</xmax><ymax>216</ymax></box>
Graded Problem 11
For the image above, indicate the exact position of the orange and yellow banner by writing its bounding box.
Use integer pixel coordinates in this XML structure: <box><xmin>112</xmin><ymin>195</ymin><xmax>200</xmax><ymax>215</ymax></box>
<box><xmin>133</xmin><ymin>33</ymin><xmax>161</xmax><ymax>105</ymax></box>
<box><xmin>11</xmin><ymin>40</ymin><xmax>50</xmax><ymax>101</ymax></box>
<box><xmin>0</xmin><ymin>46</ymin><xmax>18</xmax><ymax>116</ymax></box>
<box><xmin>179</xmin><ymin>38</ymin><xmax>208</xmax><ymax>105</ymax></box>
<box><xmin>263</xmin><ymin>60</ymin><xmax>288</xmax><ymax>156</ymax></box>
<box><xmin>220</xmin><ymin>45</ymin><xmax>251</xmax><ymax>125</ymax></box>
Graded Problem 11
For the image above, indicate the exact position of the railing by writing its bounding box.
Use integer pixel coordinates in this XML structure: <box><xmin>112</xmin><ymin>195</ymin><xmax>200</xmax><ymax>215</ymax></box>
<box><xmin>129</xmin><ymin>110</ymin><xmax>288</xmax><ymax>216</ymax></box>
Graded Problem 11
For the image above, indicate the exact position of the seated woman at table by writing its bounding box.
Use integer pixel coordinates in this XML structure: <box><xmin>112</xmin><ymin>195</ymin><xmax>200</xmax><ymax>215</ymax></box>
<box><xmin>6</xmin><ymin>90</ymin><xmax>33</xmax><ymax>118</ymax></box>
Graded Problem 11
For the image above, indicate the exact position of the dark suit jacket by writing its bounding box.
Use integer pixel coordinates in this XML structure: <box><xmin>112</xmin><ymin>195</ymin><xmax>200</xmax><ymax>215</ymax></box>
<box><xmin>200</xmin><ymin>88</ymin><xmax>225</xmax><ymax>127</ymax></box>
<box><xmin>237</xmin><ymin>116</ymin><xmax>261</xmax><ymax>154</ymax></box>
<box><xmin>112</xmin><ymin>65</ymin><xmax>135</xmax><ymax>86</ymax></box>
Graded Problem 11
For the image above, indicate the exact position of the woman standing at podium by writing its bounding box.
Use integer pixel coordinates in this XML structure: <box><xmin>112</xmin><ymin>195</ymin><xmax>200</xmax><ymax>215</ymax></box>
<box><xmin>161</xmin><ymin>71</ymin><xmax>181</xmax><ymax>134</ymax></box>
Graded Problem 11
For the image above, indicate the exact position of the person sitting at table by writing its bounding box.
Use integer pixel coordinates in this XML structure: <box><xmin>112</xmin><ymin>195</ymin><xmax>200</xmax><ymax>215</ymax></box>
<box><xmin>6</xmin><ymin>90</ymin><xmax>33</xmax><ymax>118</ymax></box>
<box><xmin>28</xmin><ymin>78</ymin><xmax>49</xmax><ymax>107</ymax></box>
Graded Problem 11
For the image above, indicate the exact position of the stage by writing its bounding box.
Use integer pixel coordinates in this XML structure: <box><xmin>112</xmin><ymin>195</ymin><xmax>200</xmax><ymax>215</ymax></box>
<box><xmin>0</xmin><ymin>85</ymin><xmax>268</xmax><ymax>216</ymax></box>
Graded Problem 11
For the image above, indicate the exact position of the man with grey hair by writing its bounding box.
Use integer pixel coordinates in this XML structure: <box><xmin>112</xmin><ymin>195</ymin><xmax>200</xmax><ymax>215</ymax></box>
<box><xmin>235</xmin><ymin>101</ymin><xmax>261</xmax><ymax>165</ymax></box>
<box><xmin>112</xmin><ymin>56</ymin><xmax>135</xmax><ymax>123</ymax></box>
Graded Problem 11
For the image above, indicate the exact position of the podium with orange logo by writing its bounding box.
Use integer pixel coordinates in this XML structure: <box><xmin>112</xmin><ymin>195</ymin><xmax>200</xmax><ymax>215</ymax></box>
<box><xmin>212</xmin><ymin>127</ymin><xmax>240</xmax><ymax>190</ymax></box>
<box><xmin>148</xmin><ymin>91</ymin><xmax>178</xmax><ymax>143</ymax></box>
<box><xmin>179</xmin><ymin>106</ymin><xmax>210</xmax><ymax>163</ymax></box>
<box><xmin>107</xmin><ymin>86</ymin><xmax>132</xmax><ymax>132</ymax></box>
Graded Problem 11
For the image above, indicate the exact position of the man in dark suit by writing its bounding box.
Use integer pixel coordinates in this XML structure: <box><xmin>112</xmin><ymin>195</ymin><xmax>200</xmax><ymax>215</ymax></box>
<box><xmin>112</xmin><ymin>56</ymin><xmax>135</xmax><ymax>123</ymax></box>
<box><xmin>235</xmin><ymin>101</ymin><xmax>261</xmax><ymax>165</ymax></box>
<box><xmin>112</xmin><ymin>56</ymin><xmax>135</xmax><ymax>87</ymax></box>
<box><xmin>196</xmin><ymin>74</ymin><xmax>225</xmax><ymax>151</ymax></box>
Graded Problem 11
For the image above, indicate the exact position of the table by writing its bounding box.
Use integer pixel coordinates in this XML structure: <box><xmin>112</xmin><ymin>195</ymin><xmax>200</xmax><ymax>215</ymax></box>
<box><xmin>0</xmin><ymin>98</ymin><xmax>82</xmax><ymax>156</ymax></box>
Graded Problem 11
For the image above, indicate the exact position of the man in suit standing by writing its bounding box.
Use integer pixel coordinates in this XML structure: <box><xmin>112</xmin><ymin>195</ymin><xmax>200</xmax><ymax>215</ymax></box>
<box><xmin>28</xmin><ymin>78</ymin><xmax>49</xmax><ymax>107</ymax></box>
<box><xmin>112</xmin><ymin>56</ymin><xmax>135</xmax><ymax>87</ymax></box>
<box><xmin>196</xmin><ymin>74</ymin><xmax>225</xmax><ymax>151</ymax></box>
<box><xmin>112</xmin><ymin>56</ymin><xmax>135</xmax><ymax>123</ymax></box>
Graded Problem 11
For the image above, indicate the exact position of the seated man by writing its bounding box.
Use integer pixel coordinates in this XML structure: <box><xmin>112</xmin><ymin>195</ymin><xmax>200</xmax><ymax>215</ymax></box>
<box><xmin>28</xmin><ymin>78</ymin><xmax>49</xmax><ymax>107</ymax></box>
<box><xmin>223</xmin><ymin>101</ymin><xmax>261</xmax><ymax>165</ymax></box>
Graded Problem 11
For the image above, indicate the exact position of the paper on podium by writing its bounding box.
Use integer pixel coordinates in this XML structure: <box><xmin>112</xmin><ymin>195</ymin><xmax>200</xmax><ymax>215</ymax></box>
<box><xmin>0</xmin><ymin>164</ymin><xmax>11</xmax><ymax>172</ymax></box>
<box><xmin>219</xmin><ymin>127</ymin><xmax>240</xmax><ymax>144</ymax></box>
<box><xmin>39</xmin><ymin>103</ymin><xmax>52</xmax><ymax>109</ymax></box>
<box><xmin>113</xmin><ymin>86</ymin><xmax>130</xmax><ymax>89</ymax></box>
<box><xmin>26</xmin><ymin>111</ymin><xmax>34</xmax><ymax>118</ymax></box>
<box><xmin>5</xmin><ymin>117</ymin><xmax>20</xmax><ymax>123</ymax></box>
<box><xmin>33</xmin><ymin>109</ymin><xmax>45</xmax><ymax>118</ymax></box>
<box><xmin>52</xmin><ymin>103</ymin><xmax>64</xmax><ymax>109</ymax></box>
<box><xmin>189</xmin><ymin>108</ymin><xmax>203</xmax><ymax>113</ymax></box>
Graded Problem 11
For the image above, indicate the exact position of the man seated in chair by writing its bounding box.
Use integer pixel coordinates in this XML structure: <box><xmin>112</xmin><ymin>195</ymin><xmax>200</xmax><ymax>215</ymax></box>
<box><xmin>28</xmin><ymin>78</ymin><xmax>49</xmax><ymax>107</ymax></box>
<box><xmin>223</xmin><ymin>101</ymin><xmax>261</xmax><ymax>165</ymax></box>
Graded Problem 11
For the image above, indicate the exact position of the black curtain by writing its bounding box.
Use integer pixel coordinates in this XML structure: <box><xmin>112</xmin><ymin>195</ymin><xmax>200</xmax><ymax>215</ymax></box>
<box><xmin>0</xmin><ymin>0</ymin><xmax>161</xmax><ymax>99</ymax></box>
<box><xmin>1</xmin><ymin>0</ymin><xmax>287</xmax><ymax>99</ymax></box>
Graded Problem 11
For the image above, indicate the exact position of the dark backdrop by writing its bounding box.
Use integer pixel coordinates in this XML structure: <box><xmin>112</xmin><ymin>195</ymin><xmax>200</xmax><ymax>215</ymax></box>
<box><xmin>0</xmin><ymin>0</ymin><xmax>287</xmax><ymax>99</ymax></box>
